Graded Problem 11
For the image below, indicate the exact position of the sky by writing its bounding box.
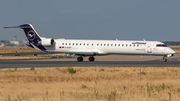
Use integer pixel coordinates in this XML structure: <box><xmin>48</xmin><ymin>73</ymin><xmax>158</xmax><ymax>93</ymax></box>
<box><xmin>0</xmin><ymin>0</ymin><xmax>180</xmax><ymax>41</ymax></box>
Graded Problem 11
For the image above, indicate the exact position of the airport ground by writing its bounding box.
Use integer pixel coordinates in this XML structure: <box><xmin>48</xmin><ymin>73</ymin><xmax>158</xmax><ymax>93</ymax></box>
<box><xmin>0</xmin><ymin>47</ymin><xmax>180</xmax><ymax>101</ymax></box>
<box><xmin>0</xmin><ymin>46</ymin><xmax>180</xmax><ymax>68</ymax></box>
<box><xmin>0</xmin><ymin>53</ymin><xmax>180</xmax><ymax>68</ymax></box>
<box><xmin>0</xmin><ymin>54</ymin><xmax>180</xmax><ymax>101</ymax></box>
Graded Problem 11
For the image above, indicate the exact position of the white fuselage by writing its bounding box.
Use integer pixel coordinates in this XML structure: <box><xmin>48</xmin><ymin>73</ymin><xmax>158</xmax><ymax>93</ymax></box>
<box><xmin>45</xmin><ymin>39</ymin><xmax>175</xmax><ymax>56</ymax></box>
<box><xmin>4</xmin><ymin>24</ymin><xmax>176</xmax><ymax>62</ymax></box>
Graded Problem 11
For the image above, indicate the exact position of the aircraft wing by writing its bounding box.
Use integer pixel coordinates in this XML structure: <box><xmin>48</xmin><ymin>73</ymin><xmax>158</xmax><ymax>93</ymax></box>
<box><xmin>66</xmin><ymin>51</ymin><xmax>97</xmax><ymax>55</ymax></box>
<box><xmin>46</xmin><ymin>50</ymin><xmax>105</xmax><ymax>56</ymax></box>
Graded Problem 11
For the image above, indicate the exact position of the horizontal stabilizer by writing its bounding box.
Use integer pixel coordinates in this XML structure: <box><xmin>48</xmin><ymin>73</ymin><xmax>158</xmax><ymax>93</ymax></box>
<box><xmin>4</xmin><ymin>26</ymin><xmax>20</xmax><ymax>28</ymax></box>
<box><xmin>4</xmin><ymin>25</ymin><xmax>31</xmax><ymax>29</ymax></box>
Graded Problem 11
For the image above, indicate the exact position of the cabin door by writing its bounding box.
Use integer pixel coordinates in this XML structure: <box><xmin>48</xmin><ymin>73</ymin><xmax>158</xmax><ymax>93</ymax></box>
<box><xmin>147</xmin><ymin>44</ymin><xmax>153</xmax><ymax>54</ymax></box>
<box><xmin>86</xmin><ymin>43</ymin><xmax>94</xmax><ymax>51</ymax></box>
<box><xmin>91</xmin><ymin>43</ymin><xmax>94</xmax><ymax>50</ymax></box>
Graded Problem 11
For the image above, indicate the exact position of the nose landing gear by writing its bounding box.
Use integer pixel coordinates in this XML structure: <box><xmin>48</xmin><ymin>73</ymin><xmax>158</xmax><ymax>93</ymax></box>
<box><xmin>163</xmin><ymin>56</ymin><xmax>167</xmax><ymax>62</ymax></box>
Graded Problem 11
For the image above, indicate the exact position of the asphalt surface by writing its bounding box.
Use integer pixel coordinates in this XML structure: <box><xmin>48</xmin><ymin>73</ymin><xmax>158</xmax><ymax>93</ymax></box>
<box><xmin>0</xmin><ymin>53</ymin><xmax>180</xmax><ymax>68</ymax></box>
<box><xmin>0</xmin><ymin>60</ymin><xmax>180</xmax><ymax>68</ymax></box>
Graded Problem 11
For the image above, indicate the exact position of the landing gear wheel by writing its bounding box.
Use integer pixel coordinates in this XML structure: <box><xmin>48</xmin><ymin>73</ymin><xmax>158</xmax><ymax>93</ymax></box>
<box><xmin>163</xmin><ymin>56</ymin><xmax>167</xmax><ymax>62</ymax></box>
<box><xmin>89</xmin><ymin>56</ymin><xmax>95</xmax><ymax>62</ymax></box>
<box><xmin>77</xmin><ymin>57</ymin><xmax>83</xmax><ymax>62</ymax></box>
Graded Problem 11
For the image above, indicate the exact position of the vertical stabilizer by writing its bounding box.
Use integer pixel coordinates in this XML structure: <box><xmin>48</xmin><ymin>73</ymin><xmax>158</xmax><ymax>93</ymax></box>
<box><xmin>4</xmin><ymin>24</ymin><xmax>46</xmax><ymax>51</ymax></box>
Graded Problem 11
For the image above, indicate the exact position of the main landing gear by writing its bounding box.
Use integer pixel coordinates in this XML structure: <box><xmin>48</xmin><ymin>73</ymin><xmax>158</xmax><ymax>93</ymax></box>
<box><xmin>163</xmin><ymin>56</ymin><xmax>167</xmax><ymax>62</ymax></box>
<box><xmin>77</xmin><ymin>56</ymin><xmax>95</xmax><ymax>62</ymax></box>
<box><xmin>89</xmin><ymin>56</ymin><xmax>95</xmax><ymax>62</ymax></box>
<box><xmin>77</xmin><ymin>57</ymin><xmax>83</xmax><ymax>62</ymax></box>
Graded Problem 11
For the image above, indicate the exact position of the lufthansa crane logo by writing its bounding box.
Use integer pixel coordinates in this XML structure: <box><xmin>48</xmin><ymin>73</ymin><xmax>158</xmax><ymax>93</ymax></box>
<box><xmin>27</xmin><ymin>30</ymin><xmax>36</xmax><ymax>41</ymax></box>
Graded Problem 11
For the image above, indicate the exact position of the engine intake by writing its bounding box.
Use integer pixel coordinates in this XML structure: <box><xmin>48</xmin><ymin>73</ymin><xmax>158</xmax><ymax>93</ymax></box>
<box><xmin>38</xmin><ymin>38</ymin><xmax>55</xmax><ymax>46</ymax></box>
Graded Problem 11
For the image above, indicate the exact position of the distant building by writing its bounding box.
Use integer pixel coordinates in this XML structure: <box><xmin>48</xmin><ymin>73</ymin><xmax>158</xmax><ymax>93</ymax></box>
<box><xmin>10</xmin><ymin>41</ymin><xmax>20</xmax><ymax>46</ymax></box>
<box><xmin>0</xmin><ymin>36</ymin><xmax>28</xmax><ymax>47</ymax></box>
<box><xmin>14</xmin><ymin>36</ymin><xmax>18</xmax><ymax>41</ymax></box>
<box><xmin>9</xmin><ymin>36</ymin><xmax>28</xmax><ymax>46</ymax></box>
<box><xmin>0</xmin><ymin>43</ymin><xmax>4</xmax><ymax>47</ymax></box>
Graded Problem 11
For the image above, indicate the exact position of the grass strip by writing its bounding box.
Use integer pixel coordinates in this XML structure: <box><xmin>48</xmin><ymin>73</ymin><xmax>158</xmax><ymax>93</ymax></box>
<box><xmin>1</xmin><ymin>66</ymin><xmax>180</xmax><ymax>101</ymax></box>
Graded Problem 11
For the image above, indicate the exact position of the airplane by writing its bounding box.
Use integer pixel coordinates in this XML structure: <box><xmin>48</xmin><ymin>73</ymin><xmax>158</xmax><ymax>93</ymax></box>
<box><xmin>4</xmin><ymin>24</ymin><xmax>175</xmax><ymax>62</ymax></box>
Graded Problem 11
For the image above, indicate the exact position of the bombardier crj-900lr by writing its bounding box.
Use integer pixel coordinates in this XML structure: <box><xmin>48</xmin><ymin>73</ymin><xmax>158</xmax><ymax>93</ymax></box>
<box><xmin>4</xmin><ymin>24</ymin><xmax>175</xmax><ymax>62</ymax></box>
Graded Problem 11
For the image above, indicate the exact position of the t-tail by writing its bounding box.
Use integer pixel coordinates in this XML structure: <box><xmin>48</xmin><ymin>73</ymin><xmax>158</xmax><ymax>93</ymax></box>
<box><xmin>4</xmin><ymin>24</ymin><xmax>55</xmax><ymax>51</ymax></box>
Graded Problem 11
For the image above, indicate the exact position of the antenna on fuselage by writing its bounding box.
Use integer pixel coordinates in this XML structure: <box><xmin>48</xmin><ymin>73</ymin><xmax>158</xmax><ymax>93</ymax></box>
<box><xmin>143</xmin><ymin>39</ymin><xmax>146</xmax><ymax>41</ymax></box>
<box><xmin>116</xmin><ymin>38</ymin><xmax>118</xmax><ymax>41</ymax></box>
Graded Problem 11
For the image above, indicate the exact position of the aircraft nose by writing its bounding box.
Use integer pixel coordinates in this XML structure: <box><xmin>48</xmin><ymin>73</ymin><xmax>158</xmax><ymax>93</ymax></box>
<box><xmin>172</xmin><ymin>49</ymin><xmax>176</xmax><ymax>54</ymax></box>
<box><xmin>169</xmin><ymin>48</ymin><xmax>176</xmax><ymax>54</ymax></box>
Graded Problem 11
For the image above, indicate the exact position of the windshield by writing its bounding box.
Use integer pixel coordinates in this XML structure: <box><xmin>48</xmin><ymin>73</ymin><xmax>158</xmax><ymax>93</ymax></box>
<box><xmin>156</xmin><ymin>44</ymin><xmax>167</xmax><ymax>47</ymax></box>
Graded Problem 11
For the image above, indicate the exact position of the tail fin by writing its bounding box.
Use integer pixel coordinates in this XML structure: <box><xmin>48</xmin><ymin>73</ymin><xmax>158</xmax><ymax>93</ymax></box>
<box><xmin>4</xmin><ymin>24</ymin><xmax>46</xmax><ymax>51</ymax></box>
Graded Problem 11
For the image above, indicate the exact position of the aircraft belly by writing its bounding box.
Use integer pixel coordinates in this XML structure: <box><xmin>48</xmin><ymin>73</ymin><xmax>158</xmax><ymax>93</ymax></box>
<box><xmin>103</xmin><ymin>48</ymin><xmax>146</xmax><ymax>54</ymax></box>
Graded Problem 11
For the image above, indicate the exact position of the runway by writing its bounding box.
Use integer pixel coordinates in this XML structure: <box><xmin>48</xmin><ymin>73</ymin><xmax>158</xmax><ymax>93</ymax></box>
<box><xmin>0</xmin><ymin>54</ymin><xmax>180</xmax><ymax>68</ymax></box>
<box><xmin>0</xmin><ymin>60</ymin><xmax>180</xmax><ymax>68</ymax></box>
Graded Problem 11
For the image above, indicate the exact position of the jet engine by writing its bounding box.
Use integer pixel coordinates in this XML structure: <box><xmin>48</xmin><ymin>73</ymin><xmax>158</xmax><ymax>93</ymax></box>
<box><xmin>167</xmin><ymin>54</ymin><xmax>174</xmax><ymax>57</ymax></box>
<box><xmin>38</xmin><ymin>38</ymin><xmax>55</xmax><ymax>46</ymax></box>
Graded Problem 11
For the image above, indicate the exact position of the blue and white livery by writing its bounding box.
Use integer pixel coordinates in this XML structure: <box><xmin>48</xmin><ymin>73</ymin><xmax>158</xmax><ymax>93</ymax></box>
<box><xmin>4</xmin><ymin>24</ymin><xmax>175</xmax><ymax>62</ymax></box>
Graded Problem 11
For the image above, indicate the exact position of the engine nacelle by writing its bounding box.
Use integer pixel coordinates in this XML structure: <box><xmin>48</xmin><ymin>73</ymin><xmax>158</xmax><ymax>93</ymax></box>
<box><xmin>38</xmin><ymin>38</ymin><xmax>55</xmax><ymax>46</ymax></box>
<box><xmin>167</xmin><ymin>54</ymin><xmax>174</xmax><ymax>57</ymax></box>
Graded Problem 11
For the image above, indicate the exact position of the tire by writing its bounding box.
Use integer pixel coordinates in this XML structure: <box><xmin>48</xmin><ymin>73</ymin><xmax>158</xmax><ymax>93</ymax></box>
<box><xmin>89</xmin><ymin>57</ymin><xmax>95</xmax><ymax>62</ymax></box>
<box><xmin>77</xmin><ymin>57</ymin><xmax>83</xmax><ymax>62</ymax></box>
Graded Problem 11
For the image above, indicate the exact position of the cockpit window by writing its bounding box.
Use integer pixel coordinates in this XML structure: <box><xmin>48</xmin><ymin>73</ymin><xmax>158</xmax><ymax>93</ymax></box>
<box><xmin>156</xmin><ymin>44</ymin><xmax>167</xmax><ymax>47</ymax></box>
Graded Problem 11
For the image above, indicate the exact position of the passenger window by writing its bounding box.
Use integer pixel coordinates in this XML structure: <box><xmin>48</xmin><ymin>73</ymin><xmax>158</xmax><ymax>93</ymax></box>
<box><xmin>76</xmin><ymin>43</ymin><xmax>78</xmax><ymax>45</ymax></box>
<box><xmin>101</xmin><ymin>44</ymin><xmax>102</xmax><ymax>46</ymax></box>
<box><xmin>122</xmin><ymin>44</ymin><xmax>124</xmax><ymax>46</ymax></box>
<box><xmin>126</xmin><ymin>44</ymin><xmax>128</xmax><ymax>47</ymax></box>
<box><xmin>83</xmin><ymin>43</ymin><xmax>85</xmax><ymax>46</ymax></box>
<box><xmin>80</xmin><ymin>43</ymin><xmax>81</xmax><ymax>46</ymax></box>
<box><xmin>111</xmin><ymin>44</ymin><xmax>113</xmax><ymax>46</ymax></box>
<box><xmin>65</xmin><ymin>43</ymin><xmax>67</xmax><ymax>45</ymax></box>
<box><xmin>107</xmin><ymin>44</ymin><xmax>109</xmax><ymax>46</ymax></box>
<box><xmin>134</xmin><ymin>44</ymin><xmax>135</xmax><ymax>47</ymax></box>
<box><xmin>137</xmin><ymin>45</ymin><xmax>139</xmax><ymax>47</ymax></box>
<box><xmin>115</xmin><ymin>44</ymin><xmax>116</xmax><ymax>46</ymax></box>
<box><xmin>104</xmin><ymin>44</ymin><xmax>106</xmax><ymax>46</ymax></box>
<box><xmin>72</xmin><ymin>43</ymin><xmax>74</xmax><ymax>45</ymax></box>
<box><xmin>87</xmin><ymin>44</ymin><xmax>89</xmax><ymax>46</ymax></box>
<box><xmin>118</xmin><ymin>44</ymin><xmax>120</xmax><ymax>46</ymax></box>
<box><xmin>62</xmin><ymin>43</ymin><xmax>64</xmax><ymax>45</ymax></box>
<box><xmin>69</xmin><ymin>43</ymin><xmax>71</xmax><ymax>45</ymax></box>
<box><xmin>129</xmin><ymin>44</ymin><xmax>131</xmax><ymax>47</ymax></box>
<box><xmin>97</xmin><ymin>44</ymin><xmax>99</xmax><ymax>46</ymax></box>
<box><xmin>92</xmin><ymin>44</ymin><xmax>93</xmax><ymax>46</ymax></box>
